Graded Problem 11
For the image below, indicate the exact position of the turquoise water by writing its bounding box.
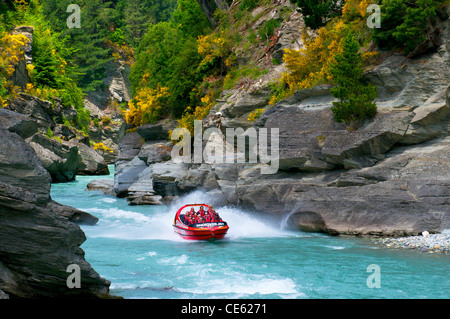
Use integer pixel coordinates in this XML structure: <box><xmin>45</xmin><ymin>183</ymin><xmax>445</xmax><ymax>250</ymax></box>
<box><xmin>51</xmin><ymin>167</ymin><xmax>449</xmax><ymax>299</ymax></box>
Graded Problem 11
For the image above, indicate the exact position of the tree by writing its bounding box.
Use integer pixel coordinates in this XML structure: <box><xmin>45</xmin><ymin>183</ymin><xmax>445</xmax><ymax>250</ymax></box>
<box><xmin>294</xmin><ymin>0</ymin><xmax>343</xmax><ymax>29</ymax></box>
<box><xmin>196</xmin><ymin>0</ymin><xmax>218</xmax><ymax>27</ymax></box>
<box><xmin>372</xmin><ymin>0</ymin><xmax>445</xmax><ymax>54</ymax></box>
<box><xmin>329</xmin><ymin>34</ymin><xmax>377</xmax><ymax>128</ymax></box>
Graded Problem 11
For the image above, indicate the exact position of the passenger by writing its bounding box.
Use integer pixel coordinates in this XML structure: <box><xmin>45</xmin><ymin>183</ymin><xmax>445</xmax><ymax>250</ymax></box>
<box><xmin>185</xmin><ymin>212</ymin><xmax>193</xmax><ymax>226</ymax></box>
<box><xmin>208</xmin><ymin>208</ymin><xmax>215</xmax><ymax>222</ymax></box>
<box><xmin>198</xmin><ymin>206</ymin><xmax>205</xmax><ymax>217</ymax></box>
<box><xmin>204</xmin><ymin>211</ymin><xmax>211</xmax><ymax>223</ymax></box>
<box><xmin>195</xmin><ymin>212</ymin><xmax>204</xmax><ymax>224</ymax></box>
<box><xmin>212</xmin><ymin>209</ymin><xmax>223</xmax><ymax>222</ymax></box>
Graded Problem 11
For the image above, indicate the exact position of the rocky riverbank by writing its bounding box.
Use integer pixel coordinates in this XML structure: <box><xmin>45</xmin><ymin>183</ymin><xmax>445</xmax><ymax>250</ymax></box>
<box><xmin>0</xmin><ymin>108</ymin><xmax>114</xmax><ymax>299</ymax></box>
<box><xmin>375</xmin><ymin>232</ymin><xmax>450</xmax><ymax>254</ymax></box>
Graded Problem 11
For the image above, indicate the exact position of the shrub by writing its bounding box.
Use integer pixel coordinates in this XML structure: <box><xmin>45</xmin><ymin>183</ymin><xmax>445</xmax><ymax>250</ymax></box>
<box><xmin>240</xmin><ymin>0</ymin><xmax>259</xmax><ymax>11</ymax></box>
<box><xmin>125</xmin><ymin>83</ymin><xmax>170</xmax><ymax>128</ymax></box>
<box><xmin>248</xmin><ymin>108</ymin><xmax>266</xmax><ymax>122</ymax></box>
<box><xmin>372</xmin><ymin>0</ymin><xmax>446</xmax><ymax>54</ymax></box>
<box><xmin>292</xmin><ymin>0</ymin><xmax>343</xmax><ymax>29</ymax></box>
<box><xmin>329</xmin><ymin>34</ymin><xmax>378</xmax><ymax>127</ymax></box>
<box><xmin>258</xmin><ymin>18</ymin><xmax>281</xmax><ymax>41</ymax></box>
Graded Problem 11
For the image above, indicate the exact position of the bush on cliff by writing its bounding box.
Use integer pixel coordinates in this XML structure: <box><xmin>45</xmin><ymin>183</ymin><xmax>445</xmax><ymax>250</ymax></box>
<box><xmin>329</xmin><ymin>33</ymin><xmax>378</xmax><ymax>127</ymax></box>
<box><xmin>292</xmin><ymin>0</ymin><xmax>343</xmax><ymax>29</ymax></box>
<box><xmin>372</xmin><ymin>0</ymin><xmax>447</xmax><ymax>54</ymax></box>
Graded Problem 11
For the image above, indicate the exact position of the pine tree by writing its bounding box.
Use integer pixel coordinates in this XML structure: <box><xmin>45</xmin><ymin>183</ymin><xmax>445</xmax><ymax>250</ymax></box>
<box><xmin>329</xmin><ymin>34</ymin><xmax>377</xmax><ymax>128</ymax></box>
<box><xmin>294</xmin><ymin>0</ymin><xmax>342</xmax><ymax>30</ymax></box>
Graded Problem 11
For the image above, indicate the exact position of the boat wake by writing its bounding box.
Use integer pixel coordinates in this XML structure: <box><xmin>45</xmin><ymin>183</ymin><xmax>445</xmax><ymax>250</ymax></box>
<box><xmin>82</xmin><ymin>191</ymin><xmax>292</xmax><ymax>241</ymax></box>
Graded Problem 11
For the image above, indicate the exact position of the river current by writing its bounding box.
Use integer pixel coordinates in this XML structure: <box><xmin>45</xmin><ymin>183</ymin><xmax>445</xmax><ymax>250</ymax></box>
<box><xmin>50</xmin><ymin>166</ymin><xmax>449</xmax><ymax>299</ymax></box>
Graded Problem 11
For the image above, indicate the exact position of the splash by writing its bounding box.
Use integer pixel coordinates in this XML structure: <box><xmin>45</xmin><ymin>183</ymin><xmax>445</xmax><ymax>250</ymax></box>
<box><xmin>83</xmin><ymin>190</ymin><xmax>291</xmax><ymax>241</ymax></box>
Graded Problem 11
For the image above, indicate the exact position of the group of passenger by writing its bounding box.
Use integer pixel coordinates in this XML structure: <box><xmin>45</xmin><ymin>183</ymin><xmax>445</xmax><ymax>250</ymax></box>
<box><xmin>184</xmin><ymin>206</ymin><xmax>223</xmax><ymax>226</ymax></box>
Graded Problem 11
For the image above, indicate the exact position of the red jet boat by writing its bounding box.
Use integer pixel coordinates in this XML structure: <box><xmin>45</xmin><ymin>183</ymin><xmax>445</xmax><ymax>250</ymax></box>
<box><xmin>173</xmin><ymin>204</ymin><xmax>229</xmax><ymax>241</ymax></box>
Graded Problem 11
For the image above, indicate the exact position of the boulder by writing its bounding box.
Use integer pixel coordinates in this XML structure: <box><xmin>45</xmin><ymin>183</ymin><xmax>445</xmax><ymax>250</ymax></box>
<box><xmin>152</xmin><ymin>162</ymin><xmax>191</xmax><ymax>197</ymax></box>
<box><xmin>138</xmin><ymin>141</ymin><xmax>173</xmax><ymax>165</ymax></box>
<box><xmin>27</xmin><ymin>134</ymin><xmax>79</xmax><ymax>183</ymax></box>
<box><xmin>126</xmin><ymin>166</ymin><xmax>163</xmax><ymax>205</ymax></box>
<box><xmin>0</xmin><ymin>129</ymin><xmax>51</xmax><ymax>205</ymax></box>
<box><xmin>114</xmin><ymin>156</ymin><xmax>147</xmax><ymax>198</ymax></box>
<box><xmin>76</xmin><ymin>143</ymin><xmax>110</xmax><ymax>176</ymax></box>
<box><xmin>48</xmin><ymin>201</ymin><xmax>99</xmax><ymax>226</ymax></box>
<box><xmin>6</xmin><ymin>93</ymin><xmax>55</xmax><ymax>133</ymax></box>
<box><xmin>0</xmin><ymin>108</ymin><xmax>38</xmax><ymax>139</ymax></box>
<box><xmin>86</xmin><ymin>179</ymin><xmax>115</xmax><ymax>196</ymax></box>
<box><xmin>136</xmin><ymin>120</ymin><xmax>178</xmax><ymax>141</ymax></box>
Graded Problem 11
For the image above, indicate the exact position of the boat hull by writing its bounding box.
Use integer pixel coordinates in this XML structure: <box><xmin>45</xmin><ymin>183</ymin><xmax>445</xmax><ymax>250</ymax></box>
<box><xmin>173</xmin><ymin>225</ymin><xmax>229</xmax><ymax>241</ymax></box>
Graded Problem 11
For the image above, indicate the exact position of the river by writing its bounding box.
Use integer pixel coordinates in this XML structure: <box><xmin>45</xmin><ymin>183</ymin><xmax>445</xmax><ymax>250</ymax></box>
<box><xmin>50</xmin><ymin>166</ymin><xmax>449</xmax><ymax>299</ymax></box>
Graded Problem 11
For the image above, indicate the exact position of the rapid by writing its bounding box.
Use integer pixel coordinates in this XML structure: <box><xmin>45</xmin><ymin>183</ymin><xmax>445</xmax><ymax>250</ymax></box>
<box><xmin>51</xmin><ymin>167</ymin><xmax>449</xmax><ymax>299</ymax></box>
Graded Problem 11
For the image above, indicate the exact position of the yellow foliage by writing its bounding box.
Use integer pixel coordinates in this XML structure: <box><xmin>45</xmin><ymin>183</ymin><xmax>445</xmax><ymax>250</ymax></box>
<box><xmin>197</xmin><ymin>32</ymin><xmax>230</xmax><ymax>67</ymax></box>
<box><xmin>94</xmin><ymin>142</ymin><xmax>114</xmax><ymax>154</ymax></box>
<box><xmin>176</xmin><ymin>91</ymin><xmax>216</xmax><ymax>135</ymax></box>
<box><xmin>280</xmin><ymin>22</ymin><xmax>346</xmax><ymax>102</ymax></box>
<box><xmin>124</xmin><ymin>84</ymin><xmax>170</xmax><ymax>128</ymax></box>
<box><xmin>342</xmin><ymin>0</ymin><xmax>373</xmax><ymax>20</ymax></box>
<box><xmin>0</xmin><ymin>95</ymin><xmax>7</xmax><ymax>108</ymax></box>
<box><xmin>0</xmin><ymin>32</ymin><xmax>30</xmax><ymax>78</ymax></box>
<box><xmin>24</xmin><ymin>82</ymin><xmax>58</xmax><ymax>101</ymax></box>
<box><xmin>248</xmin><ymin>108</ymin><xmax>266</xmax><ymax>122</ymax></box>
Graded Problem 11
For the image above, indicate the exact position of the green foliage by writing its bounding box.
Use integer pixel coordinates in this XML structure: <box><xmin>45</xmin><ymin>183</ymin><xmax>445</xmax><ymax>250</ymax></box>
<box><xmin>74</xmin><ymin>107</ymin><xmax>91</xmax><ymax>134</ymax></box>
<box><xmin>40</xmin><ymin>0</ymin><xmax>178</xmax><ymax>92</ymax></box>
<box><xmin>239</xmin><ymin>0</ymin><xmax>259</xmax><ymax>11</ymax></box>
<box><xmin>130</xmin><ymin>0</ymin><xmax>212</xmax><ymax>118</ymax></box>
<box><xmin>258</xmin><ymin>18</ymin><xmax>281</xmax><ymax>41</ymax></box>
<box><xmin>293</xmin><ymin>0</ymin><xmax>343</xmax><ymax>29</ymax></box>
<box><xmin>329</xmin><ymin>34</ymin><xmax>378</xmax><ymax>127</ymax></box>
<box><xmin>372</xmin><ymin>0</ymin><xmax>446</xmax><ymax>53</ymax></box>
<box><xmin>46</xmin><ymin>127</ymin><xmax>53</xmax><ymax>138</ymax></box>
<box><xmin>223</xmin><ymin>64</ymin><xmax>268</xmax><ymax>90</ymax></box>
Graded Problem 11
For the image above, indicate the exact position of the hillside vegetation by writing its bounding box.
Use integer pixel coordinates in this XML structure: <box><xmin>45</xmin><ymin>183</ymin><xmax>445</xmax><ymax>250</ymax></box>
<box><xmin>1</xmin><ymin>0</ymin><xmax>448</xmax><ymax>133</ymax></box>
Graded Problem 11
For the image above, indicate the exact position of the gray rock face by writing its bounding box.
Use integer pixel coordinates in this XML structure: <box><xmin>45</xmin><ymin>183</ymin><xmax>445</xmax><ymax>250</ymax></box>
<box><xmin>0</xmin><ymin>108</ymin><xmax>38</xmax><ymax>139</ymax></box>
<box><xmin>6</xmin><ymin>95</ymin><xmax>111</xmax><ymax>181</ymax></box>
<box><xmin>0</xmin><ymin>129</ymin><xmax>51</xmax><ymax>205</ymax></box>
<box><xmin>27</xmin><ymin>134</ymin><xmax>80</xmax><ymax>183</ymax></box>
<box><xmin>6</xmin><ymin>93</ymin><xmax>55</xmax><ymax>133</ymax></box>
<box><xmin>86</xmin><ymin>179</ymin><xmax>115</xmax><ymax>196</ymax></box>
<box><xmin>11</xmin><ymin>26</ymin><xmax>33</xmax><ymax>89</ymax></box>
<box><xmin>76</xmin><ymin>143</ymin><xmax>110</xmax><ymax>176</ymax></box>
<box><xmin>0</xmin><ymin>128</ymin><xmax>112</xmax><ymax>298</ymax></box>
<box><xmin>136</xmin><ymin>120</ymin><xmax>178</xmax><ymax>142</ymax></box>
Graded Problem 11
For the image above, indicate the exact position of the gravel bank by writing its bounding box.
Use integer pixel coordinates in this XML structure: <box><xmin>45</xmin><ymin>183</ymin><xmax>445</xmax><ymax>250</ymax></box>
<box><xmin>375</xmin><ymin>232</ymin><xmax>450</xmax><ymax>254</ymax></box>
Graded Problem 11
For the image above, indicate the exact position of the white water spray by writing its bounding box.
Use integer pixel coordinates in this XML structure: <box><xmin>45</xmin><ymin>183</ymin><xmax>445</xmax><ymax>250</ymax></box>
<box><xmin>83</xmin><ymin>190</ymin><xmax>291</xmax><ymax>241</ymax></box>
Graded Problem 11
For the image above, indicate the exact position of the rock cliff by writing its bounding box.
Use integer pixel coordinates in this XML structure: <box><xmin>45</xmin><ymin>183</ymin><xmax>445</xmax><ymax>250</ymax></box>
<box><xmin>5</xmin><ymin>94</ymin><xmax>110</xmax><ymax>182</ymax></box>
<box><xmin>0</xmin><ymin>111</ymin><xmax>113</xmax><ymax>298</ymax></box>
